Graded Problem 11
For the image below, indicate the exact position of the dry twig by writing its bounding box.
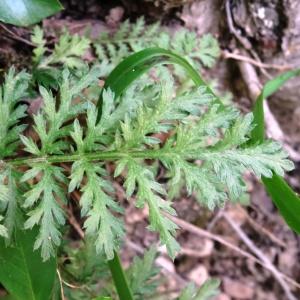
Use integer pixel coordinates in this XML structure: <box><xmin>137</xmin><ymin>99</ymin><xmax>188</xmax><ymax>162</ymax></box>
<box><xmin>237</xmin><ymin>206</ymin><xmax>286</xmax><ymax>248</ymax></box>
<box><xmin>222</xmin><ymin>50</ymin><xmax>292</xmax><ymax>71</ymax></box>
<box><xmin>225</xmin><ymin>0</ymin><xmax>300</xmax><ymax>161</ymax></box>
<box><xmin>66</xmin><ymin>205</ymin><xmax>85</xmax><ymax>239</ymax></box>
<box><xmin>168</xmin><ymin>215</ymin><xmax>300</xmax><ymax>290</ymax></box>
<box><xmin>56</xmin><ymin>269</ymin><xmax>66</xmax><ymax>300</ymax></box>
<box><xmin>0</xmin><ymin>23</ymin><xmax>35</xmax><ymax>47</ymax></box>
<box><xmin>225</xmin><ymin>0</ymin><xmax>271</xmax><ymax>79</ymax></box>
<box><xmin>223</xmin><ymin>213</ymin><xmax>297</xmax><ymax>300</ymax></box>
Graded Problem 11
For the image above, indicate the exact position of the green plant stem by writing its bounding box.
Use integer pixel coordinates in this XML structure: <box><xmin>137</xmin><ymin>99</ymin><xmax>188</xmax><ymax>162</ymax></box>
<box><xmin>2</xmin><ymin>149</ymin><xmax>182</xmax><ymax>167</ymax></box>
<box><xmin>108</xmin><ymin>251</ymin><xmax>134</xmax><ymax>300</ymax></box>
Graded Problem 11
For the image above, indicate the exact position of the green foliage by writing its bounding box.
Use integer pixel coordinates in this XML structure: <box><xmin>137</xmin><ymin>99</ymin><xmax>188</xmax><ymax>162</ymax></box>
<box><xmin>178</xmin><ymin>279</ymin><xmax>220</xmax><ymax>300</ymax></box>
<box><xmin>69</xmin><ymin>106</ymin><xmax>124</xmax><ymax>260</ymax></box>
<box><xmin>31</xmin><ymin>27</ymin><xmax>110</xmax><ymax>89</ymax></box>
<box><xmin>64</xmin><ymin>239</ymin><xmax>109</xmax><ymax>283</ymax></box>
<box><xmin>0</xmin><ymin>68</ymin><xmax>30</xmax><ymax>158</ymax></box>
<box><xmin>0</xmin><ymin>227</ymin><xmax>56</xmax><ymax>300</ymax></box>
<box><xmin>0</xmin><ymin>69</ymin><xmax>30</xmax><ymax>239</ymax></box>
<box><xmin>120</xmin><ymin>157</ymin><xmax>180</xmax><ymax>258</ymax></box>
<box><xmin>94</xmin><ymin>17</ymin><xmax>220</xmax><ymax>74</ymax></box>
<box><xmin>196</xmin><ymin>34</ymin><xmax>220</xmax><ymax>68</ymax></box>
<box><xmin>21</xmin><ymin>163</ymin><xmax>67</xmax><ymax>260</ymax></box>
<box><xmin>127</xmin><ymin>246</ymin><xmax>160</xmax><ymax>299</ymax></box>
<box><xmin>30</xmin><ymin>18</ymin><xmax>220</xmax><ymax>84</ymax></box>
<box><xmin>32</xmin><ymin>28</ymin><xmax>90</xmax><ymax>69</ymax></box>
<box><xmin>0</xmin><ymin>215</ymin><xmax>8</xmax><ymax>237</ymax></box>
<box><xmin>18</xmin><ymin>67</ymin><xmax>104</xmax><ymax>258</ymax></box>
<box><xmin>31</xmin><ymin>26</ymin><xmax>47</xmax><ymax>64</ymax></box>
<box><xmin>0</xmin><ymin>62</ymin><xmax>294</xmax><ymax>261</ymax></box>
<box><xmin>251</xmin><ymin>68</ymin><xmax>300</xmax><ymax>234</ymax></box>
<box><xmin>63</xmin><ymin>243</ymin><xmax>159</xmax><ymax>300</ymax></box>
<box><xmin>62</xmin><ymin>239</ymin><xmax>111</xmax><ymax>300</ymax></box>
<box><xmin>0</xmin><ymin>168</ymin><xmax>23</xmax><ymax>241</ymax></box>
<box><xmin>1</xmin><ymin>25</ymin><xmax>299</xmax><ymax>299</ymax></box>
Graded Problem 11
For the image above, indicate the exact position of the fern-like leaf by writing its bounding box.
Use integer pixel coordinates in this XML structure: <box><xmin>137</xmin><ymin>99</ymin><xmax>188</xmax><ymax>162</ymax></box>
<box><xmin>0</xmin><ymin>168</ymin><xmax>22</xmax><ymax>240</ymax></box>
<box><xmin>31</xmin><ymin>26</ymin><xmax>47</xmax><ymax>64</ymax></box>
<box><xmin>38</xmin><ymin>29</ymin><xmax>90</xmax><ymax>69</ymax></box>
<box><xmin>69</xmin><ymin>104</ymin><xmax>124</xmax><ymax>259</ymax></box>
<box><xmin>0</xmin><ymin>68</ymin><xmax>30</xmax><ymax>240</ymax></box>
<box><xmin>128</xmin><ymin>246</ymin><xmax>159</xmax><ymax>299</ymax></box>
<box><xmin>0</xmin><ymin>68</ymin><xmax>30</xmax><ymax>158</ymax></box>
<box><xmin>19</xmin><ymin>66</ymin><xmax>104</xmax><ymax>260</ymax></box>
<box><xmin>21</xmin><ymin>163</ymin><xmax>66</xmax><ymax>260</ymax></box>
<box><xmin>94</xmin><ymin>17</ymin><xmax>220</xmax><ymax>75</ymax></box>
<box><xmin>116</xmin><ymin>158</ymin><xmax>180</xmax><ymax>258</ymax></box>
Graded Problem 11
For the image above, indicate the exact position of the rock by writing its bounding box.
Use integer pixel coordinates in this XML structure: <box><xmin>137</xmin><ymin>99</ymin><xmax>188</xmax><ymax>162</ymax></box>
<box><xmin>181</xmin><ymin>0</ymin><xmax>222</xmax><ymax>35</ymax></box>
<box><xmin>105</xmin><ymin>7</ymin><xmax>124</xmax><ymax>28</ymax></box>
<box><xmin>215</xmin><ymin>293</ymin><xmax>231</xmax><ymax>300</ymax></box>
<box><xmin>187</xmin><ymin>265</ymin><xmax>208</xmax><ymax>286</ymax></box>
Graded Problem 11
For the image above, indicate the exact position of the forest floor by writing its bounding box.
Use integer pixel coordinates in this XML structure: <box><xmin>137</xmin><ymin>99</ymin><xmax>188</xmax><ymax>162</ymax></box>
<box><xmin>1</xmin><ymin>1</ymin><xmax>300</xmax><ymax>300</ymax></box>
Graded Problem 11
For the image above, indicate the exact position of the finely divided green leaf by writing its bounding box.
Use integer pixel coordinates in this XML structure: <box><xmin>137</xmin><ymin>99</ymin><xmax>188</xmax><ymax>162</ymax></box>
<box><xmin>70</xmin><ymin>105</ymin><xmax>124</xmax><ymax>259</ymax></box>
<box><xmin>94</xmin><ymin>17</ymin><xmax>220</xmax><ymax>77</ymax></box>
<box><xmin>127</xmin><ymin>246</ymin><xmax>159</xmax><ymax>299</ymax></box>
<box><xmin>97</xmin><ymin>47</ymin><xmax>296</xmax><ymax>257</ymax></box>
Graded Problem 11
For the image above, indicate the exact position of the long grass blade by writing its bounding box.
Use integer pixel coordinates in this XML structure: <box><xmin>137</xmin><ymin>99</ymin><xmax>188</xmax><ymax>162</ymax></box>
<box><xmin>251</xmin><ymin>69</ymin><xmax>300</xmax><ymax>233</ymax></box>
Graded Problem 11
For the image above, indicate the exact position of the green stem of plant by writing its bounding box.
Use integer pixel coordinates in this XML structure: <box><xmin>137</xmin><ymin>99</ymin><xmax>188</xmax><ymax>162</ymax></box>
<box><xmin>108</xmin><ymin>250</ymin><xmax>134</xmax><ymax>300</ymax></box>
<box><xmin>2</xmin><ymin>149</ymin><xmax>184</xmax><ymax>167</ymax></box>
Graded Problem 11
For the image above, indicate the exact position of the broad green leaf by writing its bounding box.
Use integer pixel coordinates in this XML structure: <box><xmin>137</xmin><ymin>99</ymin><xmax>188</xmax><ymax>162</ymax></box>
<box><xmin>262</xmin><ymin>175</ymin><xmax>300</xmax><ymax>233</ymax></box>
<box><xmin>252</xmin><ymin>68</ymin><xmax>300</xmax><ymax>234</ymax></box>
<box><xmin>0</xmin><ymin>0</ymin><xmax>63</xmax><ymax>26</ymax></box>
<box><xmin>0</xmin><ymin>228</ymin><xmax>56</xmax><ymax>300</ymax></box>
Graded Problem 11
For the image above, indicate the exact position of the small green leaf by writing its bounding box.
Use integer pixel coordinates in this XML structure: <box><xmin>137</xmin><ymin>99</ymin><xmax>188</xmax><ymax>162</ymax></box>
<box><xmin>122</xmin><ymin>158</ymin><xmax>180</xmax><ymax>258</ymax></box>
<box><xmin>198</xmin><ymin>34</ymin><xmax>220</xmax><ymax>68</ymax></box>
<box><xmin>0</xmin><ymin>228</ymin><xmax>56</xmax><ymax>300</ymax></box>
<box><xmin>22</xmin><ymin>164</ymin><xmax>67</xmax><ymax>261</ymax></box>
<box><xmin>127</xmin><ymin>246</ymin><xmax>159</xmax><ymax>299</ymax></box>
<box><xmin>195</xmin><ymin>279</ymin><xmax>220</xmax><ymax>300</ymax></box>
<box><xmin>0</xmin><ymin>0</ymin><xmax>63</xmax><ymax>26</ymax></box>
<box><xmin>178</xmin><ymin>279</ymin><xmax>220</xmax><ymax>300</ymax></box>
